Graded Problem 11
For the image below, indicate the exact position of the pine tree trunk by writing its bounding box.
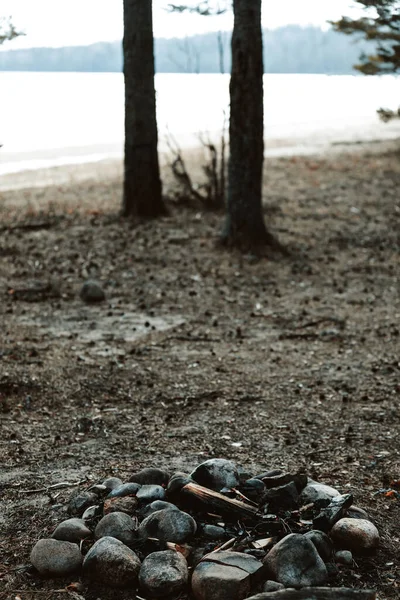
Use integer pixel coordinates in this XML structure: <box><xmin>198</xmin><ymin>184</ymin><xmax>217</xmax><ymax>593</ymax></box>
<box><xmin>222</xmin><ymin>0</ymin><xmax>271</xmax><ymax>247</ymax></box>
<box><xmin>122</xmin><ymin>0</ymin><xmax>165</xmax><ymax>217</ymax></box>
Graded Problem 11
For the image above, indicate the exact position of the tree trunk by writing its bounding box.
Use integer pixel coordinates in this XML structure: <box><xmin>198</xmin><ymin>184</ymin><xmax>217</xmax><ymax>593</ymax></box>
<box><xmin>222</xmin><ymin>0</ymin><xmax>271</xmax><ymax>247</ymax></box>
<box><xmin>122</xmin><ymin>0</ymin><xmax>166</xmax><ymax>217</ymax></box>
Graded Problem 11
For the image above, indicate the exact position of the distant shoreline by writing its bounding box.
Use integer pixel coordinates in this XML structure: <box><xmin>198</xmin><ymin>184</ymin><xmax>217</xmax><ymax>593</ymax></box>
<box><xmin>1</xmin><ymin>137</ymin><xmax>399</xmax><ymax>194</ymax></box>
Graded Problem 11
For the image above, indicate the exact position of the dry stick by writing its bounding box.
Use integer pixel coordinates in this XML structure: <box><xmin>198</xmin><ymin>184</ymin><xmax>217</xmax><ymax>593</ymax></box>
<box><xmin>181</xmin><ymin>481</ymin><xmax>259</xmax><ymax>520</ymax></box>
<box><xmin>17</xmin><ymin>480</ymin><xmax>87</xmax><ymax>495</ymax></box>
<box><xmin>245</xmin><ymin>589</ymin><xmax>376</xmax><ymax>600</ymax></box>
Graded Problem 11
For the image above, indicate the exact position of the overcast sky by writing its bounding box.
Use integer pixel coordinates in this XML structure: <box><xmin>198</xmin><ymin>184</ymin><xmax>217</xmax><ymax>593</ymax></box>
<box><xmin>2</xmin><ymin>0</ymin><xmax>363</xmax><ymax>50</ymax></box>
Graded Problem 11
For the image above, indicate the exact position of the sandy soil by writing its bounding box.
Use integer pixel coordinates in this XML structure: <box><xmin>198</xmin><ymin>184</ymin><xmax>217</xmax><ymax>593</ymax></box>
<box><xmin>0</xmin><ymin>142</ymin><xmax>399</xmax><ymax>599</ymax></box>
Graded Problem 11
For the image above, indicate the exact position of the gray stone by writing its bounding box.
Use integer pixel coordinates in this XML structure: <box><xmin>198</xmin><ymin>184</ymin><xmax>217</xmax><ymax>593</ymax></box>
<box><xmin>108</xmin><ymin>482</ymin><xmax>141</xmax><ymax>498</ymax></box>
<box><xmin>140</xmin><ymin>501</ymin><xmax>180</xmax><ymax>518</ymax></box>
<box><xmin>346</xmin><ymin>506</ymin><xmax>371</xmax><ymax>521</ymax></box>
<box><xmin>129</xmin><ymin>467</ymin><xmax>170</xmax><ymax>486</ymax></box>
<box><xmin>304</xmin><ymin>530</ymin><xmax>333</xmax><ymax>562</ymax></box>
<box><xmin>192</xmin><ymin>550</ymin><xmax>265</xmax><ymax>600</ymax></box>
<box><xmin>201</xmin><ymin>525</ymin><xmax>227</xmax><ymax>541</ymax></box>
<box><xmin>83</xmin><ymin>536</ymin><xmax>141</xmax><ymax>588</ymax></box>
<box><xmin>300</xmin><ymin>482</ymin><xmax>340</xmax><ymax>505</ymax></box>
<box><xmin>80</xmin><ymin>279</ymin><xmax>105</xmax><ymax>303</ymax></box>
<box><xmin>240</xmin><ymin>478</ymin><xmax>266</xmax><ymax>503</ymax></box>
<box><xmin>264</xmin><ymin>533</ymin><xmax>328</xmax><ymax>587</ymax></box>
<box><xmin>191</xmin><ymin>459</ymin><xmax>240</xmax><ymax>492</ymax></box>
<box><xmin>263</xmin><ymin>580</ymin><xmax>285</xmax><ymax>592</ymax></box>
<box><xmin>52</xmin><ymin>518</ymin><xmax>92</xmax><ymax>543</ymax></box>
<box><xmin>67</xmin><ymin>492</ymin><xmax>99</xmax><ymax>517</ymax></box>
<box><xmin>102</xmin><ymin>476</ymin><xmax>123</xmax><ymax>491</ymax></box>
<box><xmin>335</xmin><ymin>550</ymin><xmax>353</xmax><ymax>566</ymax></box>
<box><xmin>264</xmin><ymin>481</ymin><xmax>299</xmax><ymax>512</ymax></box>
<box><xmin>30</xmin><ymin>538</ymin><xmax>82</xmax><ymax>576</ymax></box>
<box><xmin>137</xmin><ymin>484</ymin><xmax>166</xmax><ymax>503</ymax></box>
<box><xmin>68</xmin><ymin>491</ymin><xmax>99</xmax><ymax>516</ymax></box>
<box><xmin>138</xmin><ymin>508</ymin><xmax>197</xmax><ymax>544</ymax></box>
<box><xmin>139</xmin><ymin>550</ymin><xmax>188</xmax><ymax>598</ymax></box>
<box><xmin>330</xmin><ymin>518</ymin><xmax>379</xmax><ymax>552</ymax></box>
<box><xmin>95</xmin><ymin>512</ymin><xmax>136</xmax><ymax>546</ymax></box>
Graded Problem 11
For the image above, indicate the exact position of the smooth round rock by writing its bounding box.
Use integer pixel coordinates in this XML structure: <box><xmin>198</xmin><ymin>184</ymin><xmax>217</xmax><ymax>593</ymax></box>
<box><xmin>80</xmin><ymin>280</ymin><xmax>105</xmax><ymax>303</ymax></box>
<box><xmin>300</xmin><ymin>482</ymin><xmax>340</xmax><ymax>505</ymax></box>
<box><xmin>137</xmin><ymin>484</ymin><xmax>166</xmax><ymax>503</ymax></box>
<box><xmin>263</xmin><ymin>580</ymin><xmax>285</xmax><ymax>592</ymax></box>
<box><xmin>108</xmin><ymin>482</ymin><xmax>141</xmax><ymax>498</ymax></box>
<box><xmin>83</xmin><ymin>536</ymin><xmax>141</xmax><ymax>588</ymax></box>
<box><xmin>30</xmin><ymin>538</ymin><xmax>83</xmax><ymax>576</ymax></box>
<box><xmin>140</xmin><ymin>501</ymin><xmax>180</xmax><ymax>518</ymax></box>
<box><xmin>139</xmin><ymin>550</ymin><xmax>188</xmax><ymax>598</ymax></box>
<box><xmin>335</xmin><ymin>550</ymin><xmax>353</xmax><ymax>565</ymax></box>
<box><xmin>264</xmin><ymin>533</ymin><xmax>328</xmax><ymax>587</ymax></box>
<box><xmin>304</xmin><ymin>530</ymin><xmax>333</xmax><ymax>562</ymax></box>
<box><xmin>201</xmin><ymin>525</ymin><xmax>228</xmax><ymax>541</ymax></box>
<box><xmin>138</xmin><ymin>508</ymin><xmax>197</xmax><ymax>544</ymax></box>
<box><xmin>52</xmin><ymin>518</ymin><xmax>92</xmax><ymax>543</ymax></box>
<box><xmin>192</xmin><ymin>550</ymin><xmax>264</xmax><ymax>600</ymax></box>
<box><xmin>68</xmin><ymin>492</ymin><xmax>99</xmax><ymax>516</ymax></box>
<box><xmin>330</xmin><ymin>518</ymin><xmax>379</xmax><ymax>552</ymax></box>
<box><xmin>346</xmin><ymin>506</ymin><xmax>370</xmax><ymax>521</ymax></box>
<box><xmin>95</xmin><ymin>512</ymin><xmax>136</xmax><ymax>546</ymax></box>
<box><xmin>191</xmin><ymin>459</ymin><xmax>239</xmax><ymax>491</ymax></box>
<box><xmin>102</xmin><ymin>477</ymin><xmax>123</xmax><ymax>492</ymax></box>
<box><xmin>102</xmin><ymin>476</ymin><xmax>123</xmax><ymax>491</ymax></box>
<box><xmin>103</xmin><ymin>496</ymin><xmax>138</xmax><ymax>516</ymax></box>
<box><xmin>129</xmin><ymin>467</ymin><xmax>170</xmax><ymax>486</ymax></box>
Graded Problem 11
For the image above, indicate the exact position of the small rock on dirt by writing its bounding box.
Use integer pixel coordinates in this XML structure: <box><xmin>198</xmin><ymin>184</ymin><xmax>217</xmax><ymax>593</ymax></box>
<box><xmin>30</xmin><ymin>538</ymin><xmax>83</xmax><ymax>576</ymax></box>
<box><xmin>79</xmin><ymin>279</ymin><xmax>105</xmax><ymax>303</ymax></box>
<box><xmin>335</xmin><ymin>550</ymin><xmax>353</xmax><ymax>565</ymax></box>
<box><xmin>330</xmin><ymin>518</ymin><xmax>379</xmax><ymax>552</ymax></box>
<box><xmin>107</xmin><ymin>482</ymin><xmax>141</xmax><ymax>498</ymax></box>
<box><xmin>139</xmin><ymin>550</ymin><xmax>188</xmax><ymax>598</ymax></box>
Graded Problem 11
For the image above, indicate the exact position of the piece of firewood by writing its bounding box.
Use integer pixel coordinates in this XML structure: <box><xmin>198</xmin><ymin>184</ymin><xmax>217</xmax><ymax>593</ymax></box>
<box><xmin>246</xmin><ymin>587</ymin><xmax>376</xmax><ymax>600</ymax></box>
<box><xmin>181</xmin><ymin>481</ymin><xmax>260</xmax><ymax>520</ymax></box>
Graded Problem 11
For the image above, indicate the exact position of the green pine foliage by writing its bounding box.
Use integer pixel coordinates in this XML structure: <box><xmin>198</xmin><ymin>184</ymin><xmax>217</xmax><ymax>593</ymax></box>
<box><xmin>331</xmin><ymin>0</ymin><xmax>400</xmax><ymax>75</ymax></box>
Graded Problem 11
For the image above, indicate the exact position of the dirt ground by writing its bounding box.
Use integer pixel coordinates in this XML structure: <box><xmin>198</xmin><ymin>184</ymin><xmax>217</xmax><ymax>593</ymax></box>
<box><xmin>0</xmin><ymin>142</ymin><xmax>399</xmax><ymax>600</ymax></box>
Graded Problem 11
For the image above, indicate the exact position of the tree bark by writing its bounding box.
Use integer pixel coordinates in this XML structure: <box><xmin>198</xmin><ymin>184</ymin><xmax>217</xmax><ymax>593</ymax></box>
<box><xmin>122</xmin><ymin>0</ymin><xmax>166</xmax><ymax>217</ymax></box>
<box><xmin>222</xmin><ymin>0</ymin><xmax>271</xmax><ymax>248</ymax></box>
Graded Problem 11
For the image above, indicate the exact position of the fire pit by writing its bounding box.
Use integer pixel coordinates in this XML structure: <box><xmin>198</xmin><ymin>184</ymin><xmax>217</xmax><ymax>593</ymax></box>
<box><xmin>29</xmin><ymin>459</ymin><xmax>379</xmax><ymax>599</ymax></box>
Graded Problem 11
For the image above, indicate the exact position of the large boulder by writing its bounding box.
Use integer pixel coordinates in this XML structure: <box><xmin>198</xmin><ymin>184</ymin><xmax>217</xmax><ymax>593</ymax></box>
<box><xmin>264</xmin><ymin>533</ymin><xmax>328</xmax><ymax>587</ymax></box>
<box><xmin>83</xmin><ymin>536</ymin><xmax>141</xmax><ymax>588</ymax></box>
<box><xmin>139</xmin><ymin>550</ymin><xmax>188</xmax><ymax>597</ymax></box>
<box><xmin>192</xmin><ymin>550</ymin><xmax>265</xmax><ymax>600</ymax></box>
<box><xmin>30</xmin><ymin>538</ymin><xmax>82</xmax><ymax>576</ymax></box>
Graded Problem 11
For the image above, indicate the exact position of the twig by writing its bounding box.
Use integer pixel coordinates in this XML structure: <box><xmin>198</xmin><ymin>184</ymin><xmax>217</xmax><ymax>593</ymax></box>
<box><xmin>15</xmin><ymin>480</ymin><xmax>87</xmax><ymax>495</ymax></box>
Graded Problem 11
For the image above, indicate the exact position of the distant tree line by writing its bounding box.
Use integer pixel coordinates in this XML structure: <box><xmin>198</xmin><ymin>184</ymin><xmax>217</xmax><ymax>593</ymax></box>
<box><xmin>0</xmin><ymin>25</ymin><xmax>373</xmax><ymax>74</ymax></box>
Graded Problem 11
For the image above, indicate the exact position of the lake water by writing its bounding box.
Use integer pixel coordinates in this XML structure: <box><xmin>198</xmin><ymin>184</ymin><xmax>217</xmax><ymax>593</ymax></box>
<box><xmin>0</xmin><ymin>72</ymin><xmax>399</xmax><ymax>176</ymax></box>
